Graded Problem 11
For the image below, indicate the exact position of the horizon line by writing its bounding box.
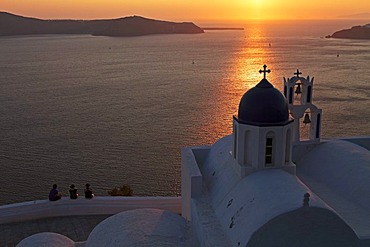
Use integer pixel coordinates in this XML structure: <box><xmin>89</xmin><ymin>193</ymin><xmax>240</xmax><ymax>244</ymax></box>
<box><xmin>2</xmin><ymin>11</ymin><xmax>370</xmax><ymax>23</ymax></box>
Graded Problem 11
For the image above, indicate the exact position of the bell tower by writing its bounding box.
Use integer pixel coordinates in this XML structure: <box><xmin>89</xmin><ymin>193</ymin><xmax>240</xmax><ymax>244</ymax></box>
<box><xmin>283</xmin><ymin>69</ymin><xmax>322</xmax><ymax>144</ymax></box>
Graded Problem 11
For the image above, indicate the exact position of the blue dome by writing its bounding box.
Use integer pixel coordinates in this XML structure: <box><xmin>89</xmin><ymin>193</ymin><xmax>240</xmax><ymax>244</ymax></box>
<box><xmin>237</xmin><ymin>79</ymin><xmax>290</xmax><ymax>126</ymax></box>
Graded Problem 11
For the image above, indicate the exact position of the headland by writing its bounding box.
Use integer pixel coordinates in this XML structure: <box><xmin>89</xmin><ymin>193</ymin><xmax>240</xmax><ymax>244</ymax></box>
<box><xmin>0</xmin><ymin>12</ymin><xmax>204</xmax><ymax>37</ymax></box>
<box><xmin>326</xmin><ymin>23</ymin><xmax>370</xmax><ymax>39</ymax></box>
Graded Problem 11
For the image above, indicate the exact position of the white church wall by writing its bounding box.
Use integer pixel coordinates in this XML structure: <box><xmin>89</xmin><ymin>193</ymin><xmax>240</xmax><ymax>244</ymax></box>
<box><xmin>233</xmin><ymin>120</ymin><xmax>260</xmax><ymax>168</ymax></box>
<box><xmin>200</xmin><ymin>135</ymin><xmax>241</xmax><ymax>206</ymax></box>
<box><xmin>255</xmin><ymin>124</ymin><xmax>293</xmax><ymax>170</ymax></box>
<box><xmin>230</xmin><ymin>153</ymin><xmax>255</xmax><ymax>178</ymax></box>
<box><xmin>181</xmin><ymin>147</ymin><xmax>205</xmax><ymax>220</ymax></box>
<box><xmin>0</xmin><ymin>196</ymin><xmax>182</xmax><ymax>225</ymax></box>
<box><xmin>190</xmin><ymin>199</ymin><xmax>206</xmax><ymax>246</ymax></box>
<box><xmin>234</xmin><ymin>118</ymin><xmax>295</xmax><ymax>175</ymax></box>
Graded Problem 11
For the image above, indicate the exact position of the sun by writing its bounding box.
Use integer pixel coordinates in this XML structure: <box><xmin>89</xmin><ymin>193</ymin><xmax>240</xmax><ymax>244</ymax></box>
<box><xmin>252</xmin><ymin>0</ymin><xmax>261</xmax><ymax>6</ymax></box>
<box><xmin>247</xmin><ymin>0</ymin><xmax>264</xmax><ymax>20</ymax></box>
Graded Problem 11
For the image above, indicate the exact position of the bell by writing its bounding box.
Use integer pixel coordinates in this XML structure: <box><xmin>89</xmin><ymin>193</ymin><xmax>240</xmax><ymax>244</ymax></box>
<box><xmin>295</xmin><ymin>83</ymin><xmax>302</xmax><ymax>95</ymax></box>
<box><xmin>303</xmin><ymin>113</ymin><xmax>311</xmax><ymax>125</ymax></box>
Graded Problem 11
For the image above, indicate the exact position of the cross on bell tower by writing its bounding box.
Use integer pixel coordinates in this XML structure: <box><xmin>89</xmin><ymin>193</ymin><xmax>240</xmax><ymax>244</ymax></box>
<box><xmin>294</xmin><ymin>69</ymin><xmax>302</xmax><ymax>78</ymax></box>
<box><xmin>259</xmin><ymin>64</ymin><xmax>271</xmax><ymax>79</ymax></box>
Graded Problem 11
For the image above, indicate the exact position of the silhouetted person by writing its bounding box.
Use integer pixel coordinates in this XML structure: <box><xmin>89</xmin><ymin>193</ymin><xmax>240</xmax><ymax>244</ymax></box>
<box><xmin>84</xmin><ymin>183</ymin><xmax>94</xmax><ymax>199</ymax></box>
<box><xmin>49</xmin><ymin>184</ymin><xmax>62</xmax><ymax>201</ymax></box>
<box><xmin>69</xmin><ymin>184</ymin><xmax>78</xmax><ymax>199</ymax></box>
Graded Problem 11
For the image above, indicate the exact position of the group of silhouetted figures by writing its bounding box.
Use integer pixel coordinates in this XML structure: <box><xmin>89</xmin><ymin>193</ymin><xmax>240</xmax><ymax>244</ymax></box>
<box><xmin>48</xmin><ymin>183</ymin><xmax>94</xmax><ymax>201</ymax></box>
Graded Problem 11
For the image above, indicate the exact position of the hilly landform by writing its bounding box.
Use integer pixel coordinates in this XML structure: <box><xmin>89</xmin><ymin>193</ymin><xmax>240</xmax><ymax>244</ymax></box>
<box><xmin>338</xmin><ymin>12</ymin><xmax>370</xmax><ymax>19</ymax></box>
<box><xmin>0</xmin><ymin>12</ymin><xmax>204</xmax><ymax>37</ymax></box>
<box><xmin>326</xmin><ymin>23</ymin><xmax>370</xmax><ymax>39</ymax></box>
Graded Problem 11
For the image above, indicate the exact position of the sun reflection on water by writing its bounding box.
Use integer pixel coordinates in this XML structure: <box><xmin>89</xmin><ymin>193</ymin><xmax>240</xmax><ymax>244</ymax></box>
<box><xmin>198</xmin><ymin>24</ymin><xmax>279</xmax><ymax>144</ymax></box>
<box><xmin>230</xmin><ymin>24</ymin><xmax>279</xmax><ymax>110</ymax></box>
<box><xmin>236</xmin><ymin>25</ymin><xmax>276</xmax><ymax>85</ymax></box>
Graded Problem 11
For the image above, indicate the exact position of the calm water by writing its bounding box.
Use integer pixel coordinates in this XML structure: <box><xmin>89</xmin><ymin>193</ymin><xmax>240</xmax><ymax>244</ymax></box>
<box><xmin>1</xmin><ymin>20</ymin><xmax>370</xmax><ymax>205</ymax></box>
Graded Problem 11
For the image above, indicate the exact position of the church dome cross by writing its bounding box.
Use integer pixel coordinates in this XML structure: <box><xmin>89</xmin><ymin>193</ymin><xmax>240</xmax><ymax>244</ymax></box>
<box><xmin>259</xmin><ymin>64</ymin><xmax>271</xmax><ymax>79</ymax></box>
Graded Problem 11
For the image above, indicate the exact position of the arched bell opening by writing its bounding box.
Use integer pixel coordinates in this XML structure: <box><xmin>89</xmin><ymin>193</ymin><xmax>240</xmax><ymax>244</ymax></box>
<box><xmin>288</xmin><ymin>87</ymin><xmax>293</xmax><ymax>104</ymax></box>
<box><xmin>307</xmin><ymin>85</ymin><xmax>312</xmax><ymax>103</ymax></box>
<box><xmin>293</xmin><ymin>82</ymin><xmax>302</xmax><ymax>106</ymax></box>
<box><xmin>300</xmin><ymin>111</ymin><xmax>312</xmax><ymax>141</ymax></box>
<box><xmin>297</xmin><ymin>106</ymin><xmax>321</xmax><ymax>142</ymax></box>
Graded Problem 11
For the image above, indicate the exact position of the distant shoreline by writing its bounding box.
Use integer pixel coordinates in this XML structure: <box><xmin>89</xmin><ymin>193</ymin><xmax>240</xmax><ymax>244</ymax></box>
<box><xmin>202</xmin><ymin>27</ymin><xmax>244</xmax><ymax>30</ymax></box>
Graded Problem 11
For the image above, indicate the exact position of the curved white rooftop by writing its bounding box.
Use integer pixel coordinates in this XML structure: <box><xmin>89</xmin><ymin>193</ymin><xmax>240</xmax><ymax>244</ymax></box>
<box><xmin>86</xmin><ymin>208</ymin><xmax>193</xmax><ymax>247</ymax></box>
<box><xmin>16</xmin><ymin>232</ymin><xmax>74</xmax><ymax>247</ymax></box>
<box><xmin>297</xmin><ymin>139</ymin><xmax>370</xmax><ymax>239</ymax></box>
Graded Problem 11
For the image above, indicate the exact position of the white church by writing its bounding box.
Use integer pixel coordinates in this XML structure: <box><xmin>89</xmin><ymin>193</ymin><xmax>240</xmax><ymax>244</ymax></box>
<box><xmin>14</xmin><ymin>65</ymin><xmax>370</xmax><ymax>246</ymax></box>
<box><xmin>181</xmin><ymin>65</ymin><xmax>370</xmax><ymax>247</ymax></box>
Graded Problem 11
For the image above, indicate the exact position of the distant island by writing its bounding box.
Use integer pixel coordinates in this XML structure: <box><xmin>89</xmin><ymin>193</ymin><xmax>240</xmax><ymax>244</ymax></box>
<box><xmin>0</xmin><ymin>12</ymin><xmax>204</xmax><ymax>37</ymax></box>
<box><xmin>338</xmin><ymin>12</ymin><xmax>370</xmax><ymax>19</ymax></box>
<box><xmin>326</xmin><ymin>24</ymin><xmax>370</xmax><ymax>39</ymax></box>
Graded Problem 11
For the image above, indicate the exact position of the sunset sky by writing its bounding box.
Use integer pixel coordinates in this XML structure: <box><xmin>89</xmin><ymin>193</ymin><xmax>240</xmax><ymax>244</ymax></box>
<box><xmin>1</xmin><ymin>0</ymin><xmax>370</xmax><ymax>22</ymax></box>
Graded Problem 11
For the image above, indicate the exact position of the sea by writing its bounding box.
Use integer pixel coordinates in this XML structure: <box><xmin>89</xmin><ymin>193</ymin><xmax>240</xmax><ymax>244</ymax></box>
<box><xmin>0</xmin><ymin>19</ymin><xmax>370</xmax><ymax>205</ymax></box>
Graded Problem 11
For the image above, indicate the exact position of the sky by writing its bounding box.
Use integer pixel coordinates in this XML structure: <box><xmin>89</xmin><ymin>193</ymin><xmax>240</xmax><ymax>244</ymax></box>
<box><xmin>1</xmin><ymin>0</ymin><xmax>370</xmax><ymax>22</ymax></box>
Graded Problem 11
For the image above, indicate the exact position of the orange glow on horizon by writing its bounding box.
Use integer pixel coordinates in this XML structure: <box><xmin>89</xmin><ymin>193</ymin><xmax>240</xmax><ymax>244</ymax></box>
<box><xmin>1</xmin><ymin>0</ymin><xmax>370</xmax><ymax>21</ymax></box>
